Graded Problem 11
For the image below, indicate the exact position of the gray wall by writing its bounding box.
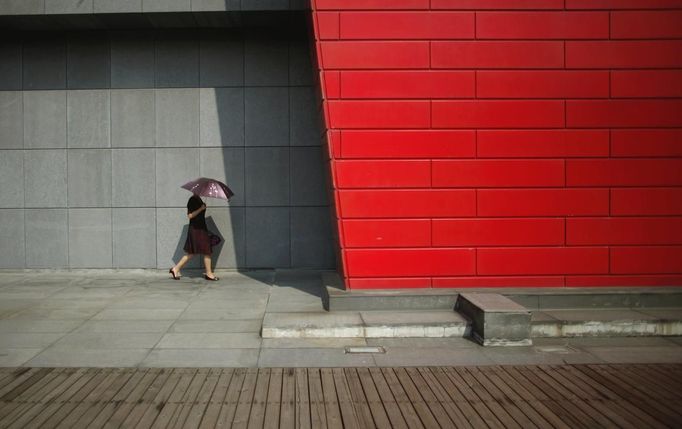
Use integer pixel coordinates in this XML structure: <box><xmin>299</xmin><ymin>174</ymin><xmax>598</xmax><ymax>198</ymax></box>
<box><xmin>0</xmin><ymin>27</ymin><xmax>335</xmax><ymax>270</ymax></box>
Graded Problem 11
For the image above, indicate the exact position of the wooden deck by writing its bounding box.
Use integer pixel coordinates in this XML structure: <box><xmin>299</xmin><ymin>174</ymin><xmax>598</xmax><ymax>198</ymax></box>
<box><xmin>0</xmin><ymin>364</ymin><xmax>680</xmax><ymax>428</ymax></box>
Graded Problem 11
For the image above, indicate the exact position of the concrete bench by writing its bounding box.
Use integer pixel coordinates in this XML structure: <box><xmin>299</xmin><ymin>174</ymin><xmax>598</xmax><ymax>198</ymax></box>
<box><xmin>456</xmin><ymin>293</ymin><xmax>532</xmax><ymax>346</ymax></box>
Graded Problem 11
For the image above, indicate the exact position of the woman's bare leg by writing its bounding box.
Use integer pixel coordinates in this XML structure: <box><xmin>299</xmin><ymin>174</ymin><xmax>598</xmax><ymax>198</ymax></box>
<box><xmin>203</xmin><ymin>255</ymin><xmax>217</xmax><ymax>279</ymax></box>
<box><xmin>172</xmin><ymin>254</ymin><xmax>194</xmax><ymax>277</ymax></box>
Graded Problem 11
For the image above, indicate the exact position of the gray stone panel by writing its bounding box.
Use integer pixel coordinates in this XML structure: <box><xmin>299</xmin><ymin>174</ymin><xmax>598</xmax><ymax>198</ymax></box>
<box><xmin>0</xmin><ymin>91</ymin><xmax>22</xmax><ymax>149</ymax></box>
<box><xmin>200</xmin><ymin>88</ymin><xmax>244</xmax><ymax>147</ymax></box>
<box><xmin>291</xmin><ymin>207</ymin><xmax>334</xmax><ymax>269</ymax></box>
<box><xmin>111</xmin><ymin>33</ymin><xmax>154</xmax><ymax>89</ymax></box>
<box><xmin>23</xmin><ymin>39</ymin><xmax>66</xmax><ymax>90</ymax></box>
<box><xmin>67</xmin><ymin>90</ymin><xmax>110</xmax><ymax>148</ymax></box>
<box><xmin>111</xmin><ymin>89</ymin><xmax>155</xmax><ymax>148</ymax></box>
<box><xmin>46</xmin><ymin>0</ymin><xmax>94</xmax><ymax>14</ymax></box>
<box><xmin>205</xmin><ymin>207</ymin><xmax>245</xmax><ymax>268</ymax></box>
<box><xmin>0</xmin><ymin>151</ymin><xmax>24</xmax><ymax>207</ymax></box>
<box><xmin>0</xmin><ymin>0</ymin><xmax>44</xmax><ymax>14</ymax></box>
<box><xmin>25</xmin><ymin>209</ymin><xmax>68</xmax><ymax>268</ymax></box>
<box><xmin>156</xmin><ymin>89</ymin><xmax>199</xmax><ymax>147</ymax></box>
<box><xmin>289</xmin><ymin>40</ymin><xmax>314</xmax><ymax>86</ymax></box>
<box><xmin>200</xmin><ymin>147</ymin><xmax>244</xmax><ymax>206</ymax></box>
<box><xmin>24</xmin><ymin>91</ymin><xmax>66</xmax><ymax>149</ymax></box>
<box><xmin>24</xmin><ymin>150</ymin><xmax>67</xmax><ymax>208</ymax></box>
<box><xmin>67</xmin><ymin>36</ymin><xmax>110</xmax><ymax>89</ymax></box>
<box><xmin>69</xmin><ymin>208</ymin><xmax>112</xmax><ymax>268</ymax></box>
<box><xmin>289</xmin><ymin>0</ymin><xmax>308</xmax><ymax>10</ymax></box>
<box><xmin>245</xmin><ymin>36</ymin><xmax>288</xmax><ymax>86</ymax></box>
<box><xmin>94</xmin><ymin>0</ymin><xmax>142</xmax><ymax>13</ymax></box>
<box><xmin>143</xmin><ymin>0</ymin><xmax>189</xmax><ymax>12</ymax></box>
<box><xmin>0</xmin><ymin>209</ymin><xmax>25</xmax><ymax>268</ymax></box>
<box><xmin>245</xmin><ymin>87</ymin><xmax>289</xmax><ymax>147</ymax></box>
<box><xmin>156</xmin><ymin>148</ymin><xmax>199</xmax><ymax>207</ymax></box>
<box><xmin>290</xmin><ymin>86</ymin><xmax>320</xmax><ymax>147</ymax></box>
<box><xmin>191</xmin><ymin>0</ymin><xmax>240</xmax><ymax>11</ymax></box>
<box><xmin>245</xmin><ymin>207</ymin><xmax>289</xmax><ymax>268</ymax></box>
<box><xmin>155</xmin><ymin>36</ymin><xmax>199</xmax><ymax>88</ymax></box>
<box><xmin>113</xmin><ymin>208</ymin><xmax>156</xmax><ymax>268</ymax></box>
<box><xmin>241</xmin><ymin>0</ymin><xmax>288</xmax><ymax>10</ymax></box>
<box><xmin>112</xmin><ymin>149</ymin><xmax>155</xmax><ymax>207</ymax></box>
<box><xmin>67</xmin><ymin>149</ymin><xmax>112</xmax><ymax>208</ymax></box>
<box><xmin>199</xmin><ymin>35</ymin><xmax>243</xmax><ymax>87</ymax></box>
<box><xmin>245</xmin><ymin>147</ymin><xmax>289</xmax><ymax>206</ymax></box>
<box><xmin>157</xmin><ymin>207</ymin><xmax>200</xmax><ymax>269</ymax></box>
<box><xmin>290</xmin><ymin>147</ymin><xmax>327</xmax><ymax>206</ymax></box>
<box><xmin>0</xmin><ymin>42</ymin><xmax>22</xmax><ymax>90</ymax></box>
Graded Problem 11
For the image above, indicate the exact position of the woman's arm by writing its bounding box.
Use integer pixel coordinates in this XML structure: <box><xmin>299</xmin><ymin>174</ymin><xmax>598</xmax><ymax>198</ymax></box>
<box><xmin>188</xmin><ymin>204</ymin><xmax>206</xmax><ymax>220</ymax></box>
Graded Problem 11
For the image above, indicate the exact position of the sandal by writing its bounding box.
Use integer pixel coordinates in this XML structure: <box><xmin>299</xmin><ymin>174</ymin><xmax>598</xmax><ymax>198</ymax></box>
<box><xmin>204</xmin><ymin>274</ymin><xmax>219</xmax><ymax>281</ymax></box>
<box><xmin>169</xmin><ymin>268</ymin><xmax>180</xmax><ymax>280</ymax></box>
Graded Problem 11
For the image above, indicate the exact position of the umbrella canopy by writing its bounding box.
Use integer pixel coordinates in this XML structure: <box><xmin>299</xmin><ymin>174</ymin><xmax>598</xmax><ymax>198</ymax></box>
<box><xmin>181</xmin><ymin>177</ymin><xmax>234</xmax><ymax>201</ymax></box>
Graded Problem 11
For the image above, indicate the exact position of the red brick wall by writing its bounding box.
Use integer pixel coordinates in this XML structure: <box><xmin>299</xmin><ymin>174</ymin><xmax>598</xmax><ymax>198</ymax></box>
<box><xmin>311</xmin><ymin>0</ymin><xmax>682</xmax><ymax>289</ymax></box>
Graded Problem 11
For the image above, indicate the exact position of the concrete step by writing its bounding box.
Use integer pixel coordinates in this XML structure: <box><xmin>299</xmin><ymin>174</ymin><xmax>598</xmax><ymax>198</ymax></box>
<box><xmin>261</xmin><ymin>311</ymin><xmax>470</xmax><ymax>339</ymax></box>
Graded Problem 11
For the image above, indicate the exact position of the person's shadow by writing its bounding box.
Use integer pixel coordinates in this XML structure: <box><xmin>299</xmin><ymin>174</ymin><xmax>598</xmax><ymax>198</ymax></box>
<box><xmin>171</xmin><ymin>216</ymin><xmax>224</xmax><ymax>277</ymax></box>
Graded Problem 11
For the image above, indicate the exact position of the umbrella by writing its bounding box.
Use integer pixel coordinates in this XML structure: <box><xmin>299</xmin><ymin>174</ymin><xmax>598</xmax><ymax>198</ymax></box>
<box><xmin>181</xmin><ymin>177</ymin><xmax>234</xmax><ymax>201</ymax></box>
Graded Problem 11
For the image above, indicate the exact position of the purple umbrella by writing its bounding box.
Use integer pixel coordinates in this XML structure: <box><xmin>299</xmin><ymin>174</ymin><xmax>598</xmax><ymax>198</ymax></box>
<box><xmin>181</xmin><ymin>177</ymin><xmax>234</xmax><ymax>201</ymax></box>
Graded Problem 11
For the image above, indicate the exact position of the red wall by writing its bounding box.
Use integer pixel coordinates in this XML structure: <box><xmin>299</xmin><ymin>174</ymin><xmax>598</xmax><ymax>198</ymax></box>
<box><xmin>311</xmin><ymin>0</ymin><xmax>682</xmax><ymax>289</ymax></box>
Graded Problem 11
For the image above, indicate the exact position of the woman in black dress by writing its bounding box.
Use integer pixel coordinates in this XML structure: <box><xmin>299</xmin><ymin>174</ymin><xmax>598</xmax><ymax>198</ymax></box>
<box><xmin>169</xmin><ymin>193</ymin><xmax>219</xmax><ymax>281</ymax></box>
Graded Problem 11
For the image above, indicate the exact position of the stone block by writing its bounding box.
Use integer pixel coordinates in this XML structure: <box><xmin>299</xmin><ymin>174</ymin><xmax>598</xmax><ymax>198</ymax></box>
<box><xmin>24</xmin><ymin>91</ymin><xmax>66</xmax><ymax>149</ymax></box>
<box><xmin>0</xmin><ymin>151</ymin><xmax>24</xmax><ymax>207</ymax></box>
<box><xmin>199</xmin><ymin>88</ymin><xmax>244</xmax><ymax>147</ymax></box>
<box><xmin>143</xmin><ymin>0</ymin><xmax>189</xmax><ymax>12</ymax></box>
<box><xmin>245</xmin><ymin>147</ymin><xmax>289</xmax><ymax>206</ymax></box>
<box><xmin>245</xmin><ymin>207</ymin><xmax>289</xmax><ymax>268</ymax></box>
<box><xmin>113</xmin><ymin>208</ymin><xmax>156</xmax><ymax>268</ymax></box>
<box><xmin>0</xmin><ymin>42</ymin><xmax>22</xmax><ymax>90</ymax></box>
<box><xmin>156</xmin><ymin>207</ymin><xmax>200</xmax><ymax>269</ymax></box>
<box><xmin>111</xmin><ymin>89</ymin><xmax>155</xmax><ymax>148</ymax></box>
<box><xmin>244</xmin><ymin>35</ymin><xmax>288</xmax><ymax>86</ymax></box>
<box><xmin>199</xmin><ymin>147</ymin><xmax>244</xmax><ymax>206</ymax></box>
<box><xmin>241</xmin><ymin>0</ymin><xmax>289</xmax><ymax>10</ymax></box>
<box><xmin>111</xmin><ymin>33</ymin><xmax>154</xmax><ymax>89</ymax></box>
<box><xmin>94</xmin><ymin>0</ymin><xmax>142</xmax><ymax>13</ymax></box>
<box><xmin>192</xmin><ymin>0</ymin><xmax>240</xmax><ymax>10</ymax></box>
<box><xmin>66</xmin><ymin>35</ymin><xmax>110</xmax><ymax>89</ymax></box>
<box><xmin>155</xmin><ymin>36</ymin><xmax>199</xmax><ymax>88</ymax></box>
<box><xmin>67</xmin><ymin>90</ymin><xmax>110</xmax><ymax>148</ymax></box>
<box><xmin>289</xmin><ymin>0</ymin><xmax>308</xmax><ymax>10</ymax></box>
<box><xmin>199</xmin><ymin>36</ymin><xmax>243</xmax><ymax>86</ymax></box>
<box><xmin>156</xmin><ymin>89</ymin><xmax>199</xmax><ymax>147</ymax></box>
<box><xmin>290</xmin><ymin>147</ymin><xmax>327</xmax><ymax>206</ymax></box>
<box><xmin>204</xmin><ymin>207</ymin><xmax>245</xmax><ymax>269</ymax></box>
<box><xmin>112</xmin><ymin>149</ymin><xmax>156</xmax><ymax>207</ymax></box>
<box><xmin>46</xmin><ymin>0</ymin><xmax>93</xmax><ymax>13</ymax></box>
<box><xmin>23</xmin><ymin>39</ymin><xmax>66</xmax><ymax>90</ymax></box>
<box><xmin>67</xmin><ymin>149</ymin><xmax>112</xmax><ymax>207</ymax></box>
<box><xmin>456</xmin><ymin>293</ymin><xmax>532</xmax><ymax>346</ymax></box>
<box><xmin>69</xmin><ymin>208</ymin><xmax>112</xmax><ymax>268</ymax></box>
<box><xmin>155</xmin><ymin>148</ymin><xmax>199</xmax><ymax>207</ymax></box>
<box><xmin>291</xmin><ymin>207</ymin><xmax>334</xmax><ymax>269</ymax></box>
<box><xmin>290</xmin><ymin>87</ymin><xmax>320</xmax><ymax>146</ymax></box>
<box><xmin>24</xmin><ymin>150</ymin><xmax>67</xmax><ymax>208</ymax></box>
<box><xmin>289</xmin><ymin>40</ymin><xmax>314</xmax><ymax>86</ymax></box>
<box><xmin>0</xmin><ymin>209</ymin><xmax>25</xmax><ymax>268</ymax></box>
<box><xmin>0</xmin><ymin>0</ymin><xmax>44</xmax><ymax>14</ymax></box>
<box><xmin>25</xmin><ymin>209</ymin><xmax>68</xmax><ymax>268</ymax></box>
<box><xmin>245</xmin><ymin>87</ymin><xmax>289</xmax><ymax>147</ymax></box>
<box><xmin>0</xmin><ymin>91</ymin><xmax>22</xmax><ymax>148</ymax></box>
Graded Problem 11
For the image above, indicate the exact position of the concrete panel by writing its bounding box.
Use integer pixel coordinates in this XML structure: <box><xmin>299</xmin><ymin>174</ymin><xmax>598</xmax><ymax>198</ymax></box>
<box><xmin>25</xmin><ymin>209</ymin><xmax>68</xmax><ymax>268</ymax></box>
<box><xmin>290</xmin><ymin>147</ymin><xmax>327</xmax><ymax>206</ymax></box>
<box><xmin>204</xmin><ymin>207</ymin><xmax>245</xmax><ymax>268</ymax></box>
<box><xmin>199</xmin><ymin>147</ymin><xmax>244</xmax><ymax>206</ymax></box>
<box><xmin>155</xmin><ymin>36</ymin><xmax>199</xmax><ymax>88</ymax></box>
<box><xmin>0</xmin><ymin>210</ymin><xmax>25</xmax><ymax>268</ymax></box>
<box><xmin>244</xmin><ymin>35</ymin><xmax>288</xmax><ymax>86</ymax></box>
<box><xmin>0</xmin><ymin>151</ymin><xmax>24</xmax><ymax>208</ymax></box>
<box><xmin>245</xmin><ymin>87</ymin><xmax>289</xmax><ymax>147</ymax></box>
<box><xmin>113</xmin><ymin>208</ymin><xmax>156</xmax><ymax>268</ymax></box>
<box><xmin>245</xmin><ymin>147</ymin><xmax>289</xmax><ymax>206</ymax></box>
<box><xmin>143</xmin><ymin>0</ymin><xmax>189</xmax><ymax>12</ymax></box>
<box><xmin>111</xmin><ymin>89</ymin><xmax>155</xmax><ymax>148</ymax></box>
<box><xmin>199</xmin><ymin>88</ymin><xmax>244</xmax><ymax>147</ymax></box>
<box><xmin>23</xmin><ymin>39</ymin><xmax>66</xmax><ymax>90</ymax></box>
<box><xmin>67</xmin><ymin>149</ymin><xmax>112</xmax><ymax>207</ymax></box>
<box><xmin>69</xmin><ymin>208</ymin><xmax>112</xmax><ymax>268</ymax></box>
<box><xmin>241</xmin><ymin>0</ymin><xmax>288</xmax><ymax>10</ymax></box>
<box><xmin>192</xmin><ymin>0</ymin><xmax>240</xmax><ymax>11</ymax></box>
<box><xmin>157</xmin><ymin>207</ymin><xmax>200</xmax><ymax>269</ymax></box>
<box><xmin>245</xmin><ymin>207</ymin><xmax>290</xmax><ymax>268</ymax></box>
<box><xmin>291</xmin><ymin>207</ymin><xmax>335</xmax><ymax>269</ymax></box>
<box><xmin>156</xmin><ymin>89</ymin><xmax>199</xmax><ymax>147</ymax></box>
<box><xmin>290</xmin><ymin>86</ymin><xmax>320</xmax><ymax>146</ymax></box>
<box><xmin>0</xmin><ymin>0</ymin><xmax>44</xmax><ymax>14</ymax></box>
<box><xmin>155</xmin><ymin>148</ymin><xmax>199</xmax><ymax>207</ymax></box>
<box><xmin>67</xmin><ymin>35</ymin><xmax>110</xmax><ymax>89</ymax></box>
<box><xmin>24</xmin><ymin>91</ymin><xmax>66</xmax><ymax>149</ymax></box>
<box><xmin>67</xmin><ymin>90</ymin><xmax>110</xmax><ymax>148</ymax></box>
<box><xmin>0</xmin><ymin>91</ymin><xmax>22</xmax><ymax>149</ymax></box>
<box><xmin>110</xmin><ymin>33</ymin><xmax>154</xmax><ymax>89</ymax></box>
<box><xmin>289</xmin><ymin>0</ymin><xmax>308</xmax><ymax>10</ymax></box>
<box><xmin>46</xmin><ymin>0</ymin><xmax>93</xmax><ymax>13</ymax></box>
<box><xmin>24</xmin><ymin>150</ymin><xmax>67</xmax><ymax>208</ymax></box>
<box><xmin>289</xmin><ymin>40</ymin><xmax>314</xmax><ymax>86</ymax></box>
<box><xmin>0</xmin><ymin>42</ymin><xmax>22</xmax><ymax>90</ymax></box>
<box><xmin>199</xmin><ymin>35</ymin><xmax>243</xmax><ymax>86</ymax></box>
<box><xmin>112</xmin><ymin>149</ymin><xmax>155</xmax><ymax>207</ymax></box>
<box><xmin>94</xmin><ymin>0</ymin><xmax>141</xmax><ymax>13</ymax></box>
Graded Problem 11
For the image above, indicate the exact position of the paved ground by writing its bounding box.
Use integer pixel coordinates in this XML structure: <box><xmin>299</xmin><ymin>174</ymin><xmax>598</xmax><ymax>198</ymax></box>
<box><xmin>0</xmin><ymin>270</ymin><xmax>681</xmax><ymax>368</ymax></box>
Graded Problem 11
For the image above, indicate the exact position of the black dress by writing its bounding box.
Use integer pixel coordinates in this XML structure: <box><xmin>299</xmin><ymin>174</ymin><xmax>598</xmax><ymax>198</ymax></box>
<box><xmin>183</xmin><ymin>195</ymin><xmax>212</xmax><ymax>255</ymax></box>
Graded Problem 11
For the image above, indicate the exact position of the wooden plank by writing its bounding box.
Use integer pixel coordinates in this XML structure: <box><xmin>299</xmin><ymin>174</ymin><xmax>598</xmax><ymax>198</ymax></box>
<box><xmin>40</xmin><ymin>368</ymin><xmax>108</xmax><ymax>428</ymax></box>
<box><xmin>0</xmin><ymin>368</ymin><xmax>52</xmax><ymax>402</ymax></box>
<box><xmin>320</xmin><ymin>368</ymin><xmax>344</xmax><ymax>429</ymax></box>
<box><xmin>128</xmin><ymin>368</ymin><xmax>178</xmax><ymax>428</ymax></box>
<box><xmin>365</xmin><ymin>367</ymin><xmax>407</xmax><ymax>429</ymax></box>
<box><xmin>134</xmin><ymin>368</ymin><xmax>183</xmax><ymax>429</ymax></box>
<box><xmin>149</xmin><ymin>369</ymin><xmax>198</xmax><ymax>429</ymax></box>
<box><xmin>404</xmin><ymin>368</ymin><xmax>460</xmax><ymax>428</ymax></box>
<box><xmin>0</xmin><ymin>368</ymin><xmax>61</xmax><ymax>425</ymax></box>
<box><xmin>217</xmin><ymin>368</ymin><xmax>247</xmax><ymax>428</ymax></box>
<box><xmin>264</xmin><ymin>368</ymin><xmax>283</xmax><ymax>429</ymax></box>
<box><xmin>354</xmin><ymin>367</ymin><xmax>392</xmax><ymax>429</ymax></box>
<box><xmin>279</xmin><ymin>368</ymin><xmax>296</xmax><ymax>429</ymax></box>
<box><xmin>442</xmin><ymin>366</ymin><xmax>509</xmax><ymax>429</ymax></box>
<box><xmin>75</xmin><ymin>368</ymin><xmax>138</xmax><ymax>428</ymax></box>
<box><xmin>168</xmin><ymin>368</ymin><xmax>211</xmax><ymax>429</ymax></box>
<box><xmin>198</xmin><ymin>368</ymin><xmax>234</xmax><ymax>429</ymax></box>
<box><xmin>343</xmin><ymin>368</ymin><xmax>379</xmax><ymax>429</ymax></box>
<box><xmin>88</xmin><ymin>368</ymin><xmax>150</xmax><ymax>428</ymax></box>
<box><xmin>247</xmin><ymin>368</ymin><xmax>271</xmax><ymax>429</ymax></box>
<box><xmin>0</xmin><ymin>368</ymin><xmax>42</xmax><ymax>398</ymax></box>
<box><xmin>645</xmin><ymin>364</ymin><xmax>682</xmax><ymax>392</ymax></box>
<box><xmin>183</xmin><ymin>368</ymin><xmax>221</xmax><ymax>429</ymax></box>
<box><xmin>332</xmin><ymin>368</ymin><xmax>360</xmax><ymax>429</ymax></box>
<box><xmin>231</xmin><ymin>368</ymin><xmax>258</xmax><ymax>429</ymax></box>
<box><xmin>380</xmin><ymin>368</ymin><xmax>424</xmax><ymax>428</ymax></box>
<box><xmin>419</xmin><ymin>367</ymin><xmax>487</xmax><ymax>428</ymax></box>
<box><xmin>102</xmin><ymin>368</ymin><xmax>163</xmax><ymax>429</ymax></box>
<box><xmin>295</xmin><ymin>368</ymin><xmax>311</xmax><ymax>429</ymax></box>
<box><xmin>307</xmin><ymin>368</ymin><xmax>329</xmax><ymax>429</ymax></box>
<box><xmin>393</xmin><ymin>368</ymin><xmax>443</xmax><ymax>429</ymax></box>
<box><xmin>614</xmin><ymin>365</ymin><xmax>680</xmax><ymax>400</ymax></box>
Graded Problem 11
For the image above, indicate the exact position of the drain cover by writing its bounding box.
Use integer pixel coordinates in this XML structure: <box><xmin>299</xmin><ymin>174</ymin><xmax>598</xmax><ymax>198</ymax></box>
<box><xmin>344</xmin><ymin>346</ymin><xmax>386</xmax><ymax>354</ymax></box>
